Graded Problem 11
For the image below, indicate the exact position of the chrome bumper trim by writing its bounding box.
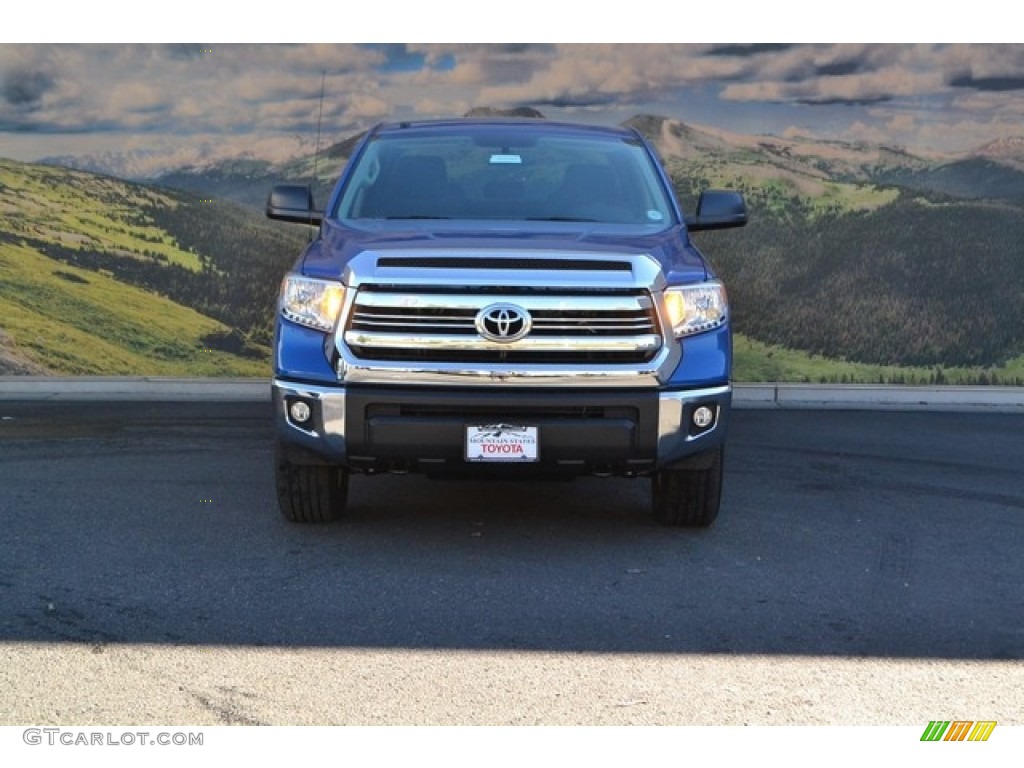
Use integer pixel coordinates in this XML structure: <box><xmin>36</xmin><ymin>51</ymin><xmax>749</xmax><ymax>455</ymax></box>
<box><xmin>335</xmin><ymin>353</ymin><xmax>671</xmax><ymax>388</ymax></box>
<box><xmin>657</xmin><ymin>384</ymin><xmax>731</xmax><ymax>462</ymax></box>
<box><xmin>272</xmin><ymin>379</ymin><xmax>349</xmax><ymax>461</ymax></box>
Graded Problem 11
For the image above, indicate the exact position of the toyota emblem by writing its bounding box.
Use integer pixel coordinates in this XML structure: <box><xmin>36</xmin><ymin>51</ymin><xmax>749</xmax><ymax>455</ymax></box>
<box><xmin>475</xmin><ymin>303</ymin><xmax>532</xmax><ymax>343</ymax></box>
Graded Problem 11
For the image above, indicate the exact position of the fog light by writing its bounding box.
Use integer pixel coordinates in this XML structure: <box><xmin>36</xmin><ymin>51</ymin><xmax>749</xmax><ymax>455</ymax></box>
<box><xmin>692</xmin><ymin>405</ymin><xmax>715</xmax><ymax>430</ymax></box>
<box><xmin>289</xmin><ymin>400</ymin><xmax>312</xmax><ymax>424</ymax></box>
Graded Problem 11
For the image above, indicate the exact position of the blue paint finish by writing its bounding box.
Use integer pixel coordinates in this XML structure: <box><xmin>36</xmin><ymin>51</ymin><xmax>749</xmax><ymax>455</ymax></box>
<box><xmin>667</xmin><ymin>326</ymin><xmax>733</xmax><ymax>388</ymax></box>
<box><xmin>273</xmin><ymin>320</ymin><xmax>336</xmax><ymax>383</ymax></box>
<box><xmin>301</xmin><ymin>218</ymin><xmax>708</xmax><ymax>281</ymax></box>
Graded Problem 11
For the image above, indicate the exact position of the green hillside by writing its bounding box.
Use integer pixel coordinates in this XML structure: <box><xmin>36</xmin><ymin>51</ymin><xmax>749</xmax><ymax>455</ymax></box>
<box><xmin>694</xmin><ymin>194</ymin><xmax>1024</xmax><ymax>372</ymax></box>
<box><xmin>0</xmin><ymin>158</ymin><xmax>304</xmax><ymax>375</ymax></box>
<box><xmin>626</xmin><ymin>116</ymin><xmax>1024</xmax><ymax>376</ymax></box>
<box><xmin>733</xmin><ymin>334</ymin><xmax>1024</xmax><ymax>386</ymax></box>
<box><xmin>1</xmin><ymin>241</ymin><xmax>255</xmax><ymax>375</ymax></box>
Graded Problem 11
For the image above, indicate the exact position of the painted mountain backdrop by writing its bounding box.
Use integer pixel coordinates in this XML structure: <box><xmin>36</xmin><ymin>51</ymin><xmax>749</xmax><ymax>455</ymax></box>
<box><xmin>3</xmin><ymin>112</ymin><xmax>1024</xmax><ymax>383</ymax></box>
<box><xmin>0</xmin><ymin>158</ymin><xmax>303</xmax><ymax>375</ymax></box>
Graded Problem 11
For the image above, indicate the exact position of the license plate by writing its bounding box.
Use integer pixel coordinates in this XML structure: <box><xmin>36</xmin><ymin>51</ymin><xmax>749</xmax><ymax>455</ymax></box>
<box><xmin>465</xmin><ymin>424</ymin><xmax>539</xmax><ymax>462</ymax></box>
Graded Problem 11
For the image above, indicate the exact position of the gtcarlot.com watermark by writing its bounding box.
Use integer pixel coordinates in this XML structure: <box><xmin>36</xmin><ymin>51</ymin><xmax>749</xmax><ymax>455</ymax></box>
<box><xmin>23</xmin><ymin>728</ymin><xmax>203</xmax><ymax>747</ymax></box>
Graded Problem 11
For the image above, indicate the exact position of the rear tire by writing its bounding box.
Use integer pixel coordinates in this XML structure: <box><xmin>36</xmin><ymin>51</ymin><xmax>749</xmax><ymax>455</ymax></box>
<box><xmin>651</xmin><ymin>447</ymin><xmax>723</xmax><ymax>527</ymax></box>
<box><xmin>275</xmin><ymin>445</ymin><xmax>348</xmax><ymax>523</ymax></box>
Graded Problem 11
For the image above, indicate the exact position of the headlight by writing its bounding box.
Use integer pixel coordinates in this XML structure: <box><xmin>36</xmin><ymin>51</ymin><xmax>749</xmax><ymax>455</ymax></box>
<box><xmin>663</xmin><ymin>281</ymin><xmax>728</xmax><ymax>338</ymax></box>
<box><xmin>280</xmin><ymin>275</ymin><xmax>346</xmax><ymax>332</ymax></box>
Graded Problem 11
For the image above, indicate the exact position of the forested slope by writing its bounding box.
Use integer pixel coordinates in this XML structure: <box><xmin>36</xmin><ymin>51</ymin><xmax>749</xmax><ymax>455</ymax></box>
<box><xmin>0</xmin><ymin>158</ymin><xmax>305</xmax><ymax>375</ymax></box>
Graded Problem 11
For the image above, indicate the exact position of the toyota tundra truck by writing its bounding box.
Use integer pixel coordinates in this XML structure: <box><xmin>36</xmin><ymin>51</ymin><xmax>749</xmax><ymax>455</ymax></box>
<box><xmin>266</xmin><ymin>118</ymin><xmax>747</xmax><ymax>526</ymax></box>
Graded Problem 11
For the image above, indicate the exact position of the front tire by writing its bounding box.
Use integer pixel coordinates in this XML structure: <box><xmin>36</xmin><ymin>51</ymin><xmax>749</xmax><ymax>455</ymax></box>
<box><xmin>651</xmin><ymin>447</ymin><xmax>723</xmax><ymax>528</ymax></box>
<box><xmin>275</xmin><ymin>445</ymin><xmax>349</xmax><ymax>523</ymax></box>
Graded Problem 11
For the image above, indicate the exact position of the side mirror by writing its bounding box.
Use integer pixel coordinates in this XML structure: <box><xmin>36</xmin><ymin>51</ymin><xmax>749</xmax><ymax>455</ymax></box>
<box><xmin>266</xmin><ymin>184</ymin><xmax>323</xmax><ymax>226</ymax></box>
<box><xmin>685</xmin><ymin>190</ymin><xmax>748</xmax><ymax>232</ymax></box>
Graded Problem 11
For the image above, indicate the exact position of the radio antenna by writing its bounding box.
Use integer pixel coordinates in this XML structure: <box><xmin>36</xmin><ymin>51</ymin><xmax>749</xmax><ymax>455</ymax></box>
<box><xmin>313</xmin><ymin>70</ymin><xmax>326</xmax><ymax>187</ymax></box>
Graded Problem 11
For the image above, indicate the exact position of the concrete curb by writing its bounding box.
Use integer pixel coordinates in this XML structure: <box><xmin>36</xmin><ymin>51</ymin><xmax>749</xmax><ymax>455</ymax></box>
<box><xmin>0</xmin><ymin>377</ymin><xmax>267</xmax><ymax>402</ymax></box>
<box><xmin>1</xmin><ymin>377</ymin><xmax>1024</xmax><ymax>412</ymax></box>
<box><xmin>734</xmin><ymin>383</ymin><xmax>1024</xmax><ymax>412</ymax></box>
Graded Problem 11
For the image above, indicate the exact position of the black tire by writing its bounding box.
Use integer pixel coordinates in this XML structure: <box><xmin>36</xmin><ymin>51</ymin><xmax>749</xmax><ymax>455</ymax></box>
<box><xmin>651</xmin><ymin>447</ymin><xmax>723</xmax><ymax>527</ymax></box>
<box><xmin>275</xmin><ymin>445</ymin><xmax>348</xmax><ymax>523</ymax></box>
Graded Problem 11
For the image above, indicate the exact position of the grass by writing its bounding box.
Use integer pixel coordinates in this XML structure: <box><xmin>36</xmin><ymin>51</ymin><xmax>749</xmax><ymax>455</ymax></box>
<box><xmin>1</xmin><ymin>158</ymin><xmax>272</xmax><ymax>375</ymax></box>
<box><xmin>734</xmin><ymin>333</ymin><xmax>1024</xmax><ymax>386</ymax></box>
<box><xmin>0</xmin><ymin>158</ymin><xmax>203</xmax><ymax>272</ymax></box>
<box><xmin>0</xmin><ymin>241</ymin><xmax>269</xmax><ymax>376</ymax></box>
<box><xmin>667</xmin><ymin>154</ymin><xmax>899</xmax><ymax>221</ymax></box>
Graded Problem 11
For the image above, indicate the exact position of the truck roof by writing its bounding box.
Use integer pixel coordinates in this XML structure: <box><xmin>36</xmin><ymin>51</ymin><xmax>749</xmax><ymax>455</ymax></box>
<box><xmin>368</xmin><ymin>117</ymin><xmax>640</xmax><ymax>141</ymax></box>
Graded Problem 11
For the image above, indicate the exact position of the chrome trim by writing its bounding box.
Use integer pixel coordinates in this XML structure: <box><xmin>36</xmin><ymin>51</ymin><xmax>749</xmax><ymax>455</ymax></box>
<box><xmin>342</xmin><ymin>249</ymin><xmax>667</xmax><ymax>292</ymax></box>
<box><xmin>344</xmin><ymin>331</ymin><xmax>662</xmax><ymax>354</ymax></box>
<box><xmin>335</xmin><ymin>355</ymin><xmax>671</xmax><ymax>387</ymax></box>
<box><xmin>657</xmin><ymin>384</ymin><xmax>731</xmax><ymax>461</ymax></box>
<box><xmin>332</xmin><ymin>249</ymin><xmax>679</xmax><ymax>387</ymax></box>
<box><xmin>351</xmin><ymin>315</ymin><xmax>653</xmax><ymax>332</ymax></box>
<box><xmin>475</xmin><ymin>303</ymin><xmax>532</xmax><ymax>343</ymax></box>
<box><xmin>352</xmin><ymin>292</ymin><xmax>655</xmax><ymax>312</ymax></box>
<box><xmin>273</xmin><ymin>379</ymin><xmax>348</xmax><ymax>460</ymax></box>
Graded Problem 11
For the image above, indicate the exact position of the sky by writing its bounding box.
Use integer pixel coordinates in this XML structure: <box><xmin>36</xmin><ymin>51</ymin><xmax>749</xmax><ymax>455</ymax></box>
<box><xmin>2</xmin><ymin>35</ymin><xmax>1023</xmax><ymax>173</ymax></box>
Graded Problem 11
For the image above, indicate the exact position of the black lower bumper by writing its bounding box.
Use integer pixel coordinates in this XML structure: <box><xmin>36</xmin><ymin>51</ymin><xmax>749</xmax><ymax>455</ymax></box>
<box><xmin>273</xmin><ymin>380</ymin><xmax>730</xmax><ymax>477</ymax></box>
<box><xmin>350</xmin><ymin>386</ymin><xmax>657</xmax><ymax>475</ymax></box>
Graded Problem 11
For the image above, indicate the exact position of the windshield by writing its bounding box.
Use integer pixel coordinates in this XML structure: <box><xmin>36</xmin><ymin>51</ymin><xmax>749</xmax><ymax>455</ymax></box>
<box><xmin>333</xmin><ymin>128</ymin><xmax>676</xmax><ymax>225</ymax></box>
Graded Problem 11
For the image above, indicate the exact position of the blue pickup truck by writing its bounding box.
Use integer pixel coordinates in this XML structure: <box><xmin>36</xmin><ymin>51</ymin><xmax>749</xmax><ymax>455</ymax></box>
<box><xmin>266</xmin><ymin>118</ymin><xmax>747</xmax><ymax>526</ymax></box>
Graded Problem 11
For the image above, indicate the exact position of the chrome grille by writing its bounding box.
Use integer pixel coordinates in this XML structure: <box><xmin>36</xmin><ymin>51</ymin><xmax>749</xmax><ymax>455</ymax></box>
<box><xmin>344</xmin><ymin>288</ymin><xmax>661</xmax><ymax>363</ymax></box>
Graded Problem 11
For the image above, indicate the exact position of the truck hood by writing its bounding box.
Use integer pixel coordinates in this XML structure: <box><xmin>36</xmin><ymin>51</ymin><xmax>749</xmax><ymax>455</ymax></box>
<box><xmin>300</xmin><ymin>219</ymin><xmax>711</xmax><ymax>284</ymax></box>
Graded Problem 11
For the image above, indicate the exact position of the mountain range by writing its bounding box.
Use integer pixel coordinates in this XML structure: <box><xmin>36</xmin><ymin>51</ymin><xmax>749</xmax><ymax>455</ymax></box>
<box><xmin>41</xmin><ymin>113</ymin><xmax>1024</xmax><ymax>208</ymax></box>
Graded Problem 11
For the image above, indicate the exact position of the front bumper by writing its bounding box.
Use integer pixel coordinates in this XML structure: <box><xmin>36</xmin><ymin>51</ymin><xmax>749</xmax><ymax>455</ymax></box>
<box><xmin>273</xmin><ymin>379</ymin><xmax>730</xmax><ymax>476</ymax></box>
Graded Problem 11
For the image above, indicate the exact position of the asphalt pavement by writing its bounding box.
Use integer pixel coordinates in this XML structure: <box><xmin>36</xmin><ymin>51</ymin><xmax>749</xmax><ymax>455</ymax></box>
<box><xmin>0</xmin><ymin>399</ymin><xmax>1021</xmax><ymax>725</ymax></box>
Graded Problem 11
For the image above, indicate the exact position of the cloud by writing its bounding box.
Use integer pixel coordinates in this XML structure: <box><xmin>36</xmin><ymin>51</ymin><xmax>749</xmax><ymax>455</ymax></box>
<box><xmin>720</xmin><ymin>46</ymin><xmax>949</xmax><ymax>104</ymax></box>
<box><xmin>837</xmin><ymin>102</ymin><xmax>1024</xmax><ymax>154</ymax></box>
<box><xmin>366</xmin><ymin>44</ymin><xmax>425</xmax><ymax>73</ymax></box>
<box><xmin>814</xmin><ymin>59</ymin><xmax>863</xmax><ymax>78</ymax></box>
<box><xmin>841</xmin><ymin>120</ymin><xmax>889</xmax><ymax>145</ymax></box>
<box><xmin>0</xmin><ymin>44</ymin><xmax>392</xmax><ymax>137</ymax></box>
<box><xmin>3</xmin><ymin>68</ymin><xmax>55</xmax><ymax>106</ymax></box>
<box><xmin>162</xmin><ymin>44</ymin><xmax>211</xmax><ymax>61</ymax></box>
<box><xmin>107</xmin><ymin>82</ymin><xmax>168</xmax><ymax>114</ymax></box>
<box><xmin>345</xmin><ymin>92</ymin><xmax>390</xmax><ymax>120</ymax></box>
<box><xmin>795</xmin><ymin>95</ymin><xmax>892</xmax><ymax>107</ymax></box>
<box><xmin>704</xmin><ymin>44</ymin><xmax>797</xmax><ymax>58</ymax></box>
<box><xmin>431</xmin><ymin>44</ymin><xmax>554</xmax><ymax>87</ymax></box>
<box><xmin>4</xmin><ymin>43</ymin><xmax>1024</xmax><ymax>162</ymax></box>
<box><xmin>462</xmin><ymin>45</ymin><xmax>702</xmax><ymax>113</ymax></box>
<box><xmin>949</xmin><ymin>74</ymin><xmax>1024</xmax><ymax>92</ymax></box>
<box><xmin>952</xmin><ymin>90</ymin><xmax>1024</xmax><ymax>117</ymax></box>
